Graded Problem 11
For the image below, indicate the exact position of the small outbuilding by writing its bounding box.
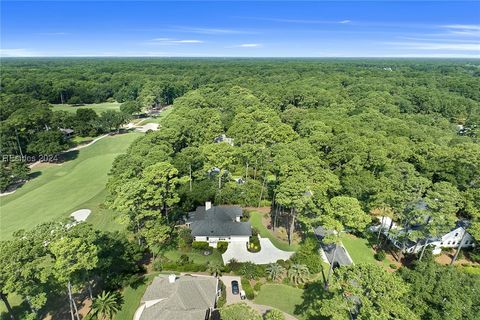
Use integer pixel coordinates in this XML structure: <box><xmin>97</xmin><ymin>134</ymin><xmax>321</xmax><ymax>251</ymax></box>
<box><xmin>60</xmin><ymin>128</ymin><xmax>74</xmax><ymax>139</ymax></box>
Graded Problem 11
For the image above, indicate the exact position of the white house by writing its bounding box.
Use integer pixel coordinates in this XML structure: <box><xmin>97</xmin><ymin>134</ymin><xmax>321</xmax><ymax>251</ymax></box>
<box><xmin>428</xmin><ymin>222</ymin><xmax>475</xmax><ymax>254</ymax></box>
<box><xmin>186</xmin><ymin>202</ymin><xmax>251</xmax><ymax>247</ymax></box>
<box><xmin>372</xmin><ymin>217</ymin><xmax>476</xmax><ymax>254</ymax></box>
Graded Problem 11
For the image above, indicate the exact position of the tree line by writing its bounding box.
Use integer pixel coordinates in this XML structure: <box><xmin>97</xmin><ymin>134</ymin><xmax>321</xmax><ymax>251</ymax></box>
<box><xmin>1</xmin><ymin>58</ymin><xmax>479</xmax><ymax>319</ymax></box>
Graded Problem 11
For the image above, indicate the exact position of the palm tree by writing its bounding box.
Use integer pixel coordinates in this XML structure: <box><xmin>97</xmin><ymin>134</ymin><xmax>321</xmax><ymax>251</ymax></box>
<box><xmin>208</xmin><ymin>262</ymin><xmax>223</xmax><ymax>278</ymax></box>
<box><xmin>90</xmin><ymin>291</ymin><xmax>123</xmax><ymax>320</ymax></box>
<box><xmin>288</xmin><ymin>264</ymin><xmax>310</xmax><ymax>285</ymax></box>
<box><xmin>266</xmin><ymin>263</ymin><xmax>286</xmax><ymax>281</ymax></box>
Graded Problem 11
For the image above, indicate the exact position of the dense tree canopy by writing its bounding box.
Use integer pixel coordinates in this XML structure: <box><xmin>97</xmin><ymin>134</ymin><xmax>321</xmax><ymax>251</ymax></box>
<box><xmin>1</xmin><ymin>58</ymin><xmax>479</xmax><ymax>319</ymax></box>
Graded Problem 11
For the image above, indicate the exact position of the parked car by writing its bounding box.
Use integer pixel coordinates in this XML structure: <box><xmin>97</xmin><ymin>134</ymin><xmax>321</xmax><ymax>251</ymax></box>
<box><xmin>240</xmin><ymin>290</ymin><xmax>246</xmax><ymax>300</ymax></box>
<box><xmin>231</xmin><ymin>280</ymin><xmax>239</xmax><ymax>295</ymax></box>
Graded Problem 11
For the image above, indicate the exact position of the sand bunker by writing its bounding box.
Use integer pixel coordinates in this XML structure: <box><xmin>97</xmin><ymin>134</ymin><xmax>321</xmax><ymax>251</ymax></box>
<box><xmin>70</xmin><ymin>209</ymin><xmax>91</xmax><ymax>222</ymax></box>
<box><xmin>136</xmin><ymin>123</ymin><xmax>159</xmax><ymax>132</ymax></box>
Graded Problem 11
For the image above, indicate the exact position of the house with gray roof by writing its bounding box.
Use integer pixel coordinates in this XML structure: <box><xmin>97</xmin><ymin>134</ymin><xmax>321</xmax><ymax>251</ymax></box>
<box><xmin>314</xmin><ymin>226</ymin><xmax>353</xmax><ymax>267</ymax></box>
<box><xmin>134</xmin><ymin>274</ymin><xmax>219</xmax><ymax>320</ymax></box>
<box><xmin>186</xmin><ymin>202</ymin><xmax>252</xmax><ymax>247</ymax></box>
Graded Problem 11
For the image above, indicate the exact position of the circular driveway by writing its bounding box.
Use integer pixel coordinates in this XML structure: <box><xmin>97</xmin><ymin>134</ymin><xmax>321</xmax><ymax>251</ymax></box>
<box><xmin>222</xmin><ymin>236</ymin><xmax>294</xmax><ymax>264</ymax></box>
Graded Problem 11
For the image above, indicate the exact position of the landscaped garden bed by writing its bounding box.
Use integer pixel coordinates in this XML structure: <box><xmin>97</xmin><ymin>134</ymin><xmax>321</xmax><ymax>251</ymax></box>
<box><xmin>247</xmin><ymin>234</ymin><xmax>261</xmax><ymax>252</ymax></box>
<box><xmin>248</xmin><ymin>211</ymin><xmax>300</xmax><ymax>251</ymax></box>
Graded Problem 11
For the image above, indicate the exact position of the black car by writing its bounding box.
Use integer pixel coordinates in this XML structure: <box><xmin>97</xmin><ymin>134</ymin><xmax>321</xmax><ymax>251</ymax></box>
<box><xmin>231</xmin><ymin>280</ymin><xmax>239</xmax><ymax>295</ymax></box>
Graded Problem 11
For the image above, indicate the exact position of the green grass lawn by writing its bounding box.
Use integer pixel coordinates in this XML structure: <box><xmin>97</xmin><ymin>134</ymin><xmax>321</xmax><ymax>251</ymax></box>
<box><xmin>162</xmin><ymin>249</ymin><xmax>224</xmax><ymax>265</ymax></box>
<box><xmin>0</xmin><ymin>293</ymin><xmax>26</xmax><ymax>320</ymax></box>
<box><xmin>340</xmin><ymin>234</ymin><xmax>378</xmax><ymax>264</ymax></box>
<box><xmin>0</xmin><ymin>132</ymin><xmax>140</xmax><ymax>238</ymax></box>
<box><xmin>254</xmin><ymin>284</ymin><xmax>303</xmax><ymax>317</ymax></box>
<box><xmin>114</xmin><ymin>274</ymin><xmax>158</xmax><ymax>320</ymax></box>
<box><xmin>51</xmin><ymin>102</ymin><xmax>121</xmax><ymax>115</ymax></box>
<box><xmin>249</xmin><ymin>211</ymin><xmax>299</xmax><ymax>252</ymax></box>
<box><xmin>71</xmin><ymin>135</ymin><xmax>99</xmax><ymax>145</ymax></box>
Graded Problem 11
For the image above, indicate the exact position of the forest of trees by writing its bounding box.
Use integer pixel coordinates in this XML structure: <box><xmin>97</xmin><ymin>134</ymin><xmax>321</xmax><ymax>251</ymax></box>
<box><xmin>1</xmin><ymin>58</ymin><xmax>479</xmax><ymax>319</ymax></box>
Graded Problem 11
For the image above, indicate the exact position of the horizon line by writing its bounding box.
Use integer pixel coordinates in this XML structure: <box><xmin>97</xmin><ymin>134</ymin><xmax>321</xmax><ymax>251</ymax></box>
<box><xmin>1</xmin><ymin>56</ymin><xmax>479</xmax><ymax>59</ymax></box>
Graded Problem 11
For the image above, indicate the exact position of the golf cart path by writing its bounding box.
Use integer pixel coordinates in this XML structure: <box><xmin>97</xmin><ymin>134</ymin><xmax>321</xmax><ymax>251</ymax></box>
<box><xmin>1</xmin><ymin>134</ymin><xmax>112</xmax><ymax>198</ymax></box>
<box><xmin>27</xmin><ymin>134</ymin><xmax>110</xmax><ymax>170</ymax></box>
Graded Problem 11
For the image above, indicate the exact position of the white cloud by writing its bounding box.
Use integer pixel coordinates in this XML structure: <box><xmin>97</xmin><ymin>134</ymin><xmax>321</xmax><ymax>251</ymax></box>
<box><xmin>148</xmin><ymin>38</ymin><xmax>204</xmax><ymax>45</ymax></box>
<box><xmin>0</xmin><ymin>48</ymin><xmax>42</xmax><ymax>57</ymax></box>
<box><xmin>235</xmin><ymin>43</ymin><xmax>262</xmax><ymax>48</ymax></box>
<box><xmin>443</xmin><ymin>24</ymin><xmax>480</xmax><ymax>31</ymax></box>
<box><xmin>246</xmin><ymin>17</ymin><xmax>352</xmax><ymax>25</ymax></box>
<box><xmin>172</xmin><ymin>26</ymin><xmax>253</xmax><ymax>35</ymax></box>
<box><xmin>174</xmin><ymin>40</ymin><xmax>204</xmax><ymax>43</ymax></box>
<box><xmin>441</xmin><ymin>24</ymin><xmax>480</xmax><ymax>37</ymax></box>
<box><xmin>385</xmin><ymin>41</ymin><xmax>480</xmax><ymax>51</ymax></box>
<box><xmin>36</xmin><ymin>32</ymin><xmax>68</xmax><ymax>36</ymax></box>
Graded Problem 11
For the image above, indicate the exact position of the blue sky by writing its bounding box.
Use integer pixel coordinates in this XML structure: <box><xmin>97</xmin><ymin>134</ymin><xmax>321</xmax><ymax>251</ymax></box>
<box><xmin>1</xmin><ymin>1</ymin><xmax>479</xmax><ymax>57</ymax></box>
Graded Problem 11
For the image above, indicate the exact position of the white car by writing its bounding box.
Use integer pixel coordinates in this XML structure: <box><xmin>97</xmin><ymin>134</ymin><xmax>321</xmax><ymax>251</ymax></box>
<box><xmin>240</xmin><ymin>290</ymin><xmax>246</xmax><ymax>300</ymax></box>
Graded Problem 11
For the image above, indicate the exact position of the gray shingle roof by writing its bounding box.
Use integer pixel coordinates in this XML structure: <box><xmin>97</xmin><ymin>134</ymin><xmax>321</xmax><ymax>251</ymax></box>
<box><xmin>140</xmin><ymin>275</ymin><xmax>218</xmax><ymax>320</ymax></box>
<box><xmin>314</xmin><ymin>226</ymin><xmax>334</xmax><ymax>240</ymax></box>
<box><xmin>187</xmin><ymin>206</ymin><xmax>252</xmax><ymax>237</ymax></box>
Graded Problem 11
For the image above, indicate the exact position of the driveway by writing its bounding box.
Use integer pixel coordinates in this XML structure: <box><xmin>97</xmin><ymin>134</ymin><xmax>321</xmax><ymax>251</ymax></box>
<box><xmin>220</xmin><ymin>275</ymin><xmax>243</xmax><ymax>305</ymax></box>
<box><xmin>222</xmin><ymin>236</ymin><xmax>294</xmax><ymax>264</ymax></box>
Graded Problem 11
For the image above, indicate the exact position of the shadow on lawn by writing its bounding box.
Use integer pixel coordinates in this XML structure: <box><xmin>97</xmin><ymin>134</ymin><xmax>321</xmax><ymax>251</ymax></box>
<box><xmin>58</xmin><ymin>149</ymin><xmax>79</xmax><ymax>163</ymax></box>
<box><xmin>128</xmin><ymin>275</ymin><xmax>148</xmax><ymax>290</ymax></box>
<box><xmin>294</xmin><ymin>280</ymin><xmax>330</xmax><ymax>319</ymax></box>
<box><xmin>0</xmin><ymin>300</ymin><xmax>30</xmax><ymax>320</ymax></box>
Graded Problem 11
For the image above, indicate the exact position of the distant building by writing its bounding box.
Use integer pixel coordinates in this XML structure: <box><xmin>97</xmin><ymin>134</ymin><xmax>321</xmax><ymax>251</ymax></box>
<box><xmin>134</xmin><ymin>274</ymin><xmax>219</xmax><ymax>320</ymax></box>
<box><xmin>186</xmin><ymin>202</ymin><xmax>251</xmax><ymax>247</ymax></box>
<box><xmin>214</xmin><ymin>134</ymin><xmax>234</xmax><ymax>146</ymax></box>
<box><xmin>60</xmin><ymin>128</ymin><xmax>74</xmax><ymax>139</ymax></box>
<box><xmin>234</xmin><ymin>177</ymin><xmax>245</xmax><ymax>184</ymax></box>
<box><xmin>372</xmin><ymin>218</ymin><xmax>475</xmax><ymax>254</ymax></box>
<box><xmin>208</xmin><ymin>167</ymin><xmax>221</xmax><ymax>176</ymax></box>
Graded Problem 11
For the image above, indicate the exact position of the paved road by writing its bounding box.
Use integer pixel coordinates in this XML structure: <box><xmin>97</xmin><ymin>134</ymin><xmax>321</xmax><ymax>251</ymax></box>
<box><xmin>222</xmin><ymin>236</ymin><xmax>294</xmax><ymax>264</ymax></box>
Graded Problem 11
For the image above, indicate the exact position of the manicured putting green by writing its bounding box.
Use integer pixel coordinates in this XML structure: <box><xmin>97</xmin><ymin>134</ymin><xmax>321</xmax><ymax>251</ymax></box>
<box><xmin>0</xmin><ymin>132</ymin><xmax>140</xmax><ymax>239</ymax></box>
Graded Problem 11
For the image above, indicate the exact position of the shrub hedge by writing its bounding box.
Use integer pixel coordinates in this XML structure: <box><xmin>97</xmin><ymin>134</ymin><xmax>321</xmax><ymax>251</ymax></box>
<box><xmin>217</xmin><ymin>280</ymin><xmax>227</xmax><ymax>308</ymax></box>
<box><xmin>375</xmin><ymin>250</ymin><xmax>386</xmax><ymax>261</ymax></box>
<box><xmin>241</xmin><ymin>278</ymin><xmax>255</xmax><ymax>300</ymax></box>
<box><xmin>217</xmin><ymin>241</ymin><xmax>229</xmax><ymax>254</ymax></box>
<box><xmin>192</xmin><ymin>241</ymin><xmax>210</xmax><ymax>250</ymax></box>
